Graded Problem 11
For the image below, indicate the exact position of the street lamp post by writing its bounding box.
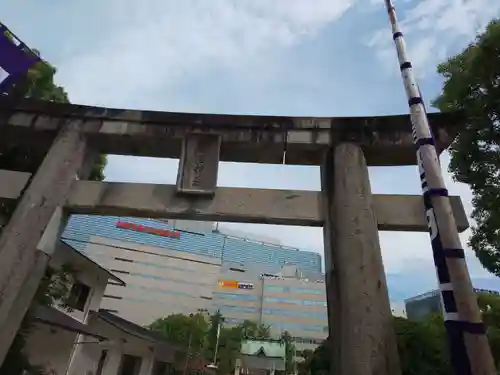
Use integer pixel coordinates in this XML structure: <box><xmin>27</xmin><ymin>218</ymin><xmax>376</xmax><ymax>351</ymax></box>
<box><xmin>207</xmin><ymin>315</ymin><xmax>222</xmax><ymax>370</ymax></box>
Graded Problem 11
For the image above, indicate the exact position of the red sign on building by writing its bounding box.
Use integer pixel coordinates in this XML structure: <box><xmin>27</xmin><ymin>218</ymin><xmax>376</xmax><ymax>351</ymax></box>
<box><xmin>116</xmin><ymin>220</ymin><xmax>180</xmax><ymax>239</ymax></box>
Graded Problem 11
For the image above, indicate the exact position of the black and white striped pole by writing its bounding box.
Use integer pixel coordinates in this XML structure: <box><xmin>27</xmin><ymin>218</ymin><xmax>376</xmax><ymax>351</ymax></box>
<box><xmin>383</xmin><ymin>1</ymin><xmax>496</xmax><ymax>375</ymax></box>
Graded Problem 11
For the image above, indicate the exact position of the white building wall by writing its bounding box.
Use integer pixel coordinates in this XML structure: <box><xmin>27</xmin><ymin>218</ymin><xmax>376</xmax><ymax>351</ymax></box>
<box><xmin>49</xmin><ymin>245</ymin><xmax>110</xmax><ymax>323</ymax></box>
<box><xmin>24</xmin><ymin>324</ymin><xmax>78</xmax><ymax>375</ymax></box>
<box><xmin>81</xmin><ymin>235</ymin><xmax>220</xmax><ymax>326</ymax></box>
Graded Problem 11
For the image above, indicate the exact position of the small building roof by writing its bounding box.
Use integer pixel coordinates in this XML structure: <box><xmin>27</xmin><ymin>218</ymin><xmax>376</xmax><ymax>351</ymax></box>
<box><xmin>239</xmin><ymin>340</ymin><xmax>286</xmax><ymax>372</ymax></box>
<box><xmin>240</xmin><ymin>339</ymin><xmax>286</xmax><ymax>359</ymax></box>
<box><xmin>94</xmin><ymin>309</ymin><xmax>174</xmax><ymax>345</ymax></box>
<box><xmin>90</xmin><ymin>309</ymin><xmax>178</xmax><ymax>363</ymax></box>
<box><xmin>58</xmin><ymin>240</ymin><xmax>126</xmax><ymax>286</ymax></box>
<box><xmin>92</xmin><ymin>310</ymin><xmax>215</xmax><ymax>372</ymax></box>
<box><xmin>31</xmin><ymin>304</ymin><xmax>106</xmax><ymax>340</ymax></box>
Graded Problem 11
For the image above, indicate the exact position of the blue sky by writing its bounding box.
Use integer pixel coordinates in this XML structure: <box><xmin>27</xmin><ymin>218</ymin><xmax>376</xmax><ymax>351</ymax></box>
<box><xmin>3</xmin><ymin>0</ymin><xmax>500</xmax><ymax>306</ymax></box>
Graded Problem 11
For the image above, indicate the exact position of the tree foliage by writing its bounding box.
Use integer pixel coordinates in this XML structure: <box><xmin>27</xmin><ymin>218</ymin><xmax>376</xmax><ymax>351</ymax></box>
<box><xmin>299</xmin><ymin>293</ymin><xmax>500</xmax><ymax>375</ymax></box>
<box><xmin>0</xmin><ymin>47</ymin><xmax>107</xmax><ymax>231</ymax></box>
<box><xmin>281</xmin><ymin>331</ymin><xmax>296</xmax><ymax>375</ymax></box>
<box><xmin>24</xmin><ymin>51</ymin><xmax>69</xmax><ymax>102</ymax></box>
<box><xmin>432</xmin><ymin>18</ymin><xmax>500</xmax><ymax>275</ymax></box>
<box><xmin>149</xmin><ymin>312</ymin><xmax>209</xmax><ymax>357</ymax></box>
<box><xmin>149</xmin><ymin>312</ymin><xmax>273</xmax><ymax>375</ymax></box>
<box><xmin>299</xmin><ymin>316</ymin><xmax>450</xmax><ymax>375</ymax></box>
<box><xmin>297</xmin><ymin>344</ymin><xmax>329</xmax><ymax>375</ymax></box>
<box><xmin>394</xmin><ymin>315</ymin><xmax>450</xmax><ymax>375</ymax></box>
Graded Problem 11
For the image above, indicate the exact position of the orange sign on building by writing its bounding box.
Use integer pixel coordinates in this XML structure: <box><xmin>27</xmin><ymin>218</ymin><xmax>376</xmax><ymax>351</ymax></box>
<box><xmin>116</xmin><ymin>220</ymin><xmax>180</xmax><ymax>239</ymax></box>
<box><xmin>218</xmin><ymin>280</ymin><xmax>254</xmax><ymax>290</ymax></box>
<box><xmin>218</xmin><ymin>280</ymin><xmax>239</xmax><ymax>289</ymax></box>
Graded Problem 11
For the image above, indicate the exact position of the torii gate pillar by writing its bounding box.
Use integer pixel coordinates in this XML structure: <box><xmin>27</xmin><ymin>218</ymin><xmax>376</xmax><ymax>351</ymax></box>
<box><xmin>322</xmin><ymin>143</ymin><xmax>401</xmax><ymax>375</ymax></box>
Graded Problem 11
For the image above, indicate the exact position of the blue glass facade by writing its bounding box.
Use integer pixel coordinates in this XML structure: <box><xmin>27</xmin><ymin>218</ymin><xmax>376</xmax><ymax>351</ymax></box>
<box><xmin>405</xmin><ymin>288</ymin><xmax>500</xmax><ymax>321</ymax></box>
<box><xmin>62</xmin><ymin>215</ymin><xmax>322</xmax><ymax>273</ymax></box>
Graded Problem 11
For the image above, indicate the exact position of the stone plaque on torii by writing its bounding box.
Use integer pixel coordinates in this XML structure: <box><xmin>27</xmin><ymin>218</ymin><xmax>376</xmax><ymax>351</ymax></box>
<box><xmin>0</xmin><ymin>97</ymin><xmax>472</xmax><ymax>374</ymax></box>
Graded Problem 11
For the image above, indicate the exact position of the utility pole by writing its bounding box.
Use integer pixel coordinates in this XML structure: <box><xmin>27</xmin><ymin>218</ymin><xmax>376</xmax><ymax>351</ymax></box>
<box><xmin>213</xmin><ymin>320</ymin><xmax>221</xmax><ymax>364</ymax></box>
<box><xmin>183</xmin><ymin>331</ymin><xmax>193</xmax><ymax>375</ymax></box>
<box><xmin>383</xmin><ymin>1</ymin><xmax>496</xmax><ymax>375</ymax></box>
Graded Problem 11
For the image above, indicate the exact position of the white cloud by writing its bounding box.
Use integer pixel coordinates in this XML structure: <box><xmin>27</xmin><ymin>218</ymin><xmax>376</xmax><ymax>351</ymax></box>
<box><xmin>366</xmin><ymin>0</ymin><xmax>500</xmax><ymax>78</ymax></box>
<box><xmin>55</xmin><ymin>0</ymin><xmax>353</xmax><ymax>107</ymax></box>
<box><xmin>5</xmin><ymin>0</ymin><xmax>496</xmax><ymax>297</ymax></box>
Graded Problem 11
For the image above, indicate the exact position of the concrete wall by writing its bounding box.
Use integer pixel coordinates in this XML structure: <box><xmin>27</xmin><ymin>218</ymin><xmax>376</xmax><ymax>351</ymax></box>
<box><xmin>24</xmin><ymin>323</ymin><xmax>78</xmax><ymax>375</ymax></box>
<box><xmin>68</xmin><ymin>316</ymin><xmax>164</xmax><ymax>375</ymax></box>
<box><xmin>82</xmin><ymin>236</ymin><xmax>220</xmax><ymax>326</ymax></box>
<box><xmin>67</xmin><ymin>316</ymin><xmax>158</xmax><ymax>375</ymax></box>
<box><xmin>213</xmin><ymin>267</ymin><xmax>263</xmax><ymax>325</ymax></box>
<box><xmin>261</xmin><ymin>278</ymin><xmax>327</xmax><ymax>340</ymax></box>
<box><xmin>49</xmin><ymin>245</ymin><xmax>109</xmax><ymax>323</ymax></box>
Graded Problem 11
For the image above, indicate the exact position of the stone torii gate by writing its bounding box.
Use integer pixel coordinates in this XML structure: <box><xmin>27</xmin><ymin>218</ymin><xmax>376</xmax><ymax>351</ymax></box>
<box><xmin>0</xmin><ymin>97</ymin><xmax>468</xmax><ymax>375</ymax></box>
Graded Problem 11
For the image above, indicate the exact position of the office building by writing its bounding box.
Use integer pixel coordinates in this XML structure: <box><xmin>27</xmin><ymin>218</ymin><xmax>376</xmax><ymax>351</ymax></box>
<box><xmin>208</xmin><ymin>263</ymin><xmax>328</xmax><ymax>360</ymax></box>
<box><xmin>62</xmin><ymin>215</ymin><xmax>327</xmax><ymax>357</ymax></box>
<box><xmin>64</xmin><ymin>215</ymin><xmax>321</xmax><ymax>274</ymax></box>
<box><xmin>405</xmin><ymin>288</ymin><xmax>500</xmax><ymax>321</ymax></box>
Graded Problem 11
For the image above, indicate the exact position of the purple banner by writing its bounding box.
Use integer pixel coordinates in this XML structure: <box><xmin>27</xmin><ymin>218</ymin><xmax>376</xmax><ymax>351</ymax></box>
<box><xmin>0</xmin><ymin>23</ymin><xmax>40</xmax><ymax>93</ymax></box>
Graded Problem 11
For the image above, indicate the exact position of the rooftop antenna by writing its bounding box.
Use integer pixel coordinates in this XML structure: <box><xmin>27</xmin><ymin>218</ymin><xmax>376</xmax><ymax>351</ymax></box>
<box><xmin>383</xmin><ymin>1</ymin><xmax>495</xmax><ymax>374</ymax></box>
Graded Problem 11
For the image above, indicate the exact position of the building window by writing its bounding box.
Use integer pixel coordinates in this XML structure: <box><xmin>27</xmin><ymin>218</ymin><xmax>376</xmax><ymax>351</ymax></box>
<box><xmin>229</xmin><ymin>267</ymin><xmax>245</xmax><ymax>273</ymax></box>
<box><xmin>262</xmin><ymin>308</ymin><xmax>327</xmax><ymax>319</ymax></box>
<box><xmin>103</xmin><ymin>295</ymin><xmax>123</xmax><ymax>300</ymax></box>
<box><xmin>119</xmin><ymin>354</ymin><xmax>142</xmax><ymax>375</ymax></box>
<box><xmin>213</xmin><ymin>292</ymin><xmax>258</xmax><ymax>301</ymax></box>
<box><xmin>152</xmin><ymin>361</ymin><xmax>172</xmax><ymax>375</ymax></box>
<box><xmin>101</xmin><ymin>309</ymin><xmax>119</xmax><ymax>314</ymax></box>
<box><xmin>110</xmin><ymin>269</ymin><xmax>131</xmax><ymax>275</ymax></box>
<box><xmin>264</xmin><ymin>297</ymin><xmax>326</xmax><ymax>306</ymax></box>
<box><xmin>67</xmin><ymin>281</ymin><xmax>91</xmax><ymax>311</ymax></box>
<box><xmin>219</xmin><ymin>305</ymin><xmax>258</xmax><ymax>314</ymax></box>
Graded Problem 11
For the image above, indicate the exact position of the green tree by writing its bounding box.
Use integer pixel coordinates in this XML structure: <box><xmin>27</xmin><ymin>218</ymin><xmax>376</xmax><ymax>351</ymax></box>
<box><xmin>432</xmin><ymin>18</ymin><xmax>500</xmax><ymax>275</ymax></box>
<box><xmin>296</xmin><ymin>349</ymin><xmax>314</xmax><ymax>375</ymax></box>
<box><xmin>238</xmin><ymin>320</ymin><xmax>271</xmax><ymax>339</ymax></box>
<box><xmin>207</xmin><ymin>310</ymin><xmax>224</xmax><ymax>361</ymax></box>
<box><xmin>300</xmin><ymin>316</ymin><xmax>452</xmax><ymax>375</ymax></box>
<box><xmin>308</xmin><ymin>341</ymin><xmax>330</xmax><ymax>375</ymax></box>
<box><xmin>477</xmin><ymin>292</ymin><xmax>500</xmax><ymax>368</ymax></box>
<box><xmin>215</xmin><ymin>325</ymin><xmax>243</xmax><ymax>375</ymax></box>
<box><xmin>149</xmin><ymin>312</ymin><xmax>209</xmax><ymax>356</ymax></box>
<box><xmin>211</xmin><ymin>319</ymin><xmax>271</xmax><ymax>375</ymax></box>
<box><xmin>281</xmin><ymin>331</ymin><xmax>295</xmax><ymax>375</ymax></box>
<box><xmin>394</xmin><ymin>316</ymin><xmax>450</xmax><ymax>375</ymax></box>
<box><xmin>24</xmin><ymin>51</ymin><xmax>69</xmax><ymax>102</ymax></box>
<box><xmin>149</xmin><ymin>312</ymin><xmax>258</xmax><ymax>375</ymax></box>
<box><xmin>0</xmin><ymin>49</ymin><xmax>107</xmax><ymax>229</ymax></box>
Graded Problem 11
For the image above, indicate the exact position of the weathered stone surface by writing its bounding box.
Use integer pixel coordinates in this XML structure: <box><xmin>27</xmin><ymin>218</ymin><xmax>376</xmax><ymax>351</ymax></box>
<box><xmin>0</xmin><ymin>97</ymin><xmax>464</xmax><ymax>166</ymax></box>
<box><xmin>0</xmin><ymin>169</ymin><xmax>31</xmax><ymax>200</ymax></box>
<box><xmin>0</xmin><ymin>169</ymin><xmax>470</xmax><ymax>231</ymax></box>
<box><xmin>176</xmin><ymin>134</ymin><xmax>221</xmax><ymax>196</ymax></box>
<box><xmin>0</xmin><ymin>122</ymin><xmax>88</xmax><ymax>364</ymax></box>
<box><xmin>64</xmin><ymin>180</ymin><xmax>469</xmax><ymax>232</ymax></box>
<box><xmin>374</xmin><ymin>193</ymin><xmax>469</xmax><ymax>232</ymax></box>
<box><xmin>326</xmin><ymin>143</ymin><xmax>401</xmax><ymax>375</ymax></box>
